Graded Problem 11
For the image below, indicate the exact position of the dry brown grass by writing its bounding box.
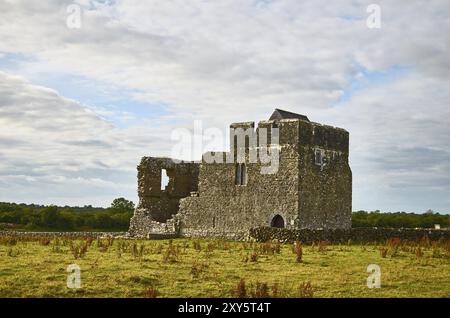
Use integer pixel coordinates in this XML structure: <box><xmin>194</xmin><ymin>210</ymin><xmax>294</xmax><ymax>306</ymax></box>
<box><xmin>298</xmin><ymin>282</ymin><xmax>314</xmax><ymax>298</ymax></box>
<box><xmin>294</xmin><ymin>241</ymin><xmax>303</xmax><ymax>263</ymax></box>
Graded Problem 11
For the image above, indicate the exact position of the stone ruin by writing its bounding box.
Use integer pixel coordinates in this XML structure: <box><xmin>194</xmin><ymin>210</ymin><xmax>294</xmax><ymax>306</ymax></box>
<box><xmin>128</xmin><ymin>109</ymin><xmax>352</xmax><ymax>239</ymax></box>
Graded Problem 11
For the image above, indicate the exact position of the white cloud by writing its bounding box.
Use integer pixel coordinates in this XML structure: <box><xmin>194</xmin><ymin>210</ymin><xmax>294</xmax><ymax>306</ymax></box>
<box><xmin>0</xmin><ymin>71</ymin><xmax>177</xmax><ymax>206</ymax></box>
<box><xmin>0</xmin><ymin>0</ymin><xmax>449</xmax><ymax>211</ymax></box>
<box><xmin>317</xmin><ymin>73</ymin><xmax>450</xmax><ymax>212</ymax></box>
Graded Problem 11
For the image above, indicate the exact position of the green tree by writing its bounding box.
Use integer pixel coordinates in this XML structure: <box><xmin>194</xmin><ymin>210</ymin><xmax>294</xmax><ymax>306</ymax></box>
<box><xmin>40</xmin><ymin>206</ymin><xmax>59</xmax><ymax>228</ymax></box>
<box><xmin>110</xmin><ymin>198</ymin><xmax>135</xmax><ymax>212</ymax></box>
<box><xmin>57</xmin><ymin>208</ymin><xmax>75</xmax><ymax>230</ymax></box>
<box><xmin>93</xmin><ymin>213</ymin><xmax>113</xmax><ymax>229</ymax></box>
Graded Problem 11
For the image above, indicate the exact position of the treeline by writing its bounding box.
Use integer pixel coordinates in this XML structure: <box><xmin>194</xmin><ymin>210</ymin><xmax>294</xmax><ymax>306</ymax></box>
<box><xmin>0</xmin><ymin>201</ymin><xmax>448</xmax><ymax>231</ymax></box>
<box><xmin>0</xmin><ymin>198</ymin><xmax>134</xmax><ymax>231</ymax></box>
<box><xmin>352</xmin><ymin>210</ymin><xmax>449</xmax><ymax>228</ymax></box>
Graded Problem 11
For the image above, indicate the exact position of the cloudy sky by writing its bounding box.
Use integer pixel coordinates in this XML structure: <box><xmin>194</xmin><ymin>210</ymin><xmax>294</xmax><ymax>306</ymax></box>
<box><xmin>0</xmin><ymin>0</ymin><xmax>449</xmax><ymax>213</ymax></box>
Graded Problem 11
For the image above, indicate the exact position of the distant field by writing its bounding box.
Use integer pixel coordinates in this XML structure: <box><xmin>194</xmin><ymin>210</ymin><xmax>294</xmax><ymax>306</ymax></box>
<box><xmin>0</xmin><ymin>236</ymin><xmax>449</xmax><ymax>298</ymax></box>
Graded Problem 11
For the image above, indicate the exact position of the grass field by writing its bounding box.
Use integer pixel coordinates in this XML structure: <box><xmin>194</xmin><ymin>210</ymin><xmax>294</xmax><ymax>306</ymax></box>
<box><xmin>0</xmin><ymin>236</ymin><xmax>449</xmax><ymax>298</ymax></box>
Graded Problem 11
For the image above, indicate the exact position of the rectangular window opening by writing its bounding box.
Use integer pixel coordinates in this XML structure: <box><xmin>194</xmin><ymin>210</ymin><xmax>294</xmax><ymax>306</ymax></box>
<box><xmin>315</xmin><ymin>149</ymin><xmax>323</xmax><ymax>166</ymax></box>
<box><xmin>161</xmin><ymin>169</ymin><xmax>170</xmax><ymax>191</ymax></box>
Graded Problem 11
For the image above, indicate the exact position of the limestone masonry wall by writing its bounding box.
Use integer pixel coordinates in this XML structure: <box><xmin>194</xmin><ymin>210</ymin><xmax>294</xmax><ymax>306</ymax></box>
<box><xmin>297</xmin><ymin>120</ymin><xmax>352</xmax><ymax>230</ymax></box>
<box><xmin>128</xmin><ymin>109</ymin><xmax>353</xmax><ymax>238</ymax></box>
<box><xmin>128</xmin><ymin>157</ymin><xmax>199</xmax><ymax>237</ymax></box>
<box><xmin>0</xmin><ymin>231</ymin><xmax>125</xmax><ymax>238</ymax></box>
<box><xmin>2</xmin><ymin>228</ymin><xmax>448</xmax><ymax>244</ymax></box>
<box><xmin>249</xmin><ymin>227</ymin><xmax>450</xmax><ymax>243</ymax></box>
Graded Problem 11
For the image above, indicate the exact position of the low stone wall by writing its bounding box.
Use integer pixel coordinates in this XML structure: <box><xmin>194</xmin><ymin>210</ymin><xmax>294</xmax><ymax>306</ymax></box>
<box><xmin>0</xmin><ymin>231</ymin><xmax>126</xmax><ymax>238</ymax></box>
<box><xmin>249</xmin><ymin>227</ymin><xmax>450</xmax><ymax>243</ymax></box>
<box><xmin>179</xmin><ymin>228</ymin><xmax>249</xmax><ymax>241</ymax></box>
<box><xmin>3</xmin><ymin>228</ymin><xmax>449</xmax><ymax>243</ymax></box>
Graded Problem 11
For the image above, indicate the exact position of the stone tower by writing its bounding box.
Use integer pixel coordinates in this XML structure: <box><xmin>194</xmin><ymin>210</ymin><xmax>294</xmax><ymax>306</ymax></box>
<box><xmin>128</xmin><ymin>109</ymin><xmax>352</xmax><ymax>239</ymax></box>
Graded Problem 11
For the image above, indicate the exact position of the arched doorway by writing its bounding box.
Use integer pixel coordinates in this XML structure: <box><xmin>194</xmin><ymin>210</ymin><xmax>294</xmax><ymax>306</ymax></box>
<box><xmin>270</xmin><ymin>215</ymin><xmax>285</xmax><ymax>228</ymax></box>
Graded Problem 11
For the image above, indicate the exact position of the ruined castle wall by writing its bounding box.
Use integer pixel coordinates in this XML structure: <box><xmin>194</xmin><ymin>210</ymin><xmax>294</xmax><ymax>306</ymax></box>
<box><xmin>178</xmin><ymin>120</ymin><xmax>301</xmax><ymax>238</ymax></box>
<box><xmin>128</xmin><ymin>115</ymin><xmax>353</xmax><ymax>238</ymax></box>
<box><xmin>297</xmin><ymin>121</ymin><xmax>352</xmax><ymax>229</ymax></box>
<box><xmin>128</xmin><ymin>157</ymin><xmax>199</xmax><ymax>237</ymax></box>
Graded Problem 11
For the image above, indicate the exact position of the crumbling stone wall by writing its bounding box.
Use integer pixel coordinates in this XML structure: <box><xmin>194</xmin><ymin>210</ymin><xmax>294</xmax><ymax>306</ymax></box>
<box><xmin>128</xmin><ymin>111</ymin><xmax>352</xmax><ymax>239</ymax></box>
<box><xmin>249</xmin><ymin>227</ymin><xmax>450</xmax><ymax>243</ymax></box>
<box><xmin>128</xmin><ymin>157</ymin><xmax>199</xmax><ymax>237</ymax></box>
<box><xmin>0</xmin><ymin>231</ymin><xmax>125</xmax><ymax>238</ymax></box>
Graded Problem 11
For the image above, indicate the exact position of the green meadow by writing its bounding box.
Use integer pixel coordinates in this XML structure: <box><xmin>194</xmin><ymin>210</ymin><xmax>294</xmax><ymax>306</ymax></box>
<box><xmin>0</xmin><ymin>236</ymin><xmax>448</xmax><ymax>298</ymax></box>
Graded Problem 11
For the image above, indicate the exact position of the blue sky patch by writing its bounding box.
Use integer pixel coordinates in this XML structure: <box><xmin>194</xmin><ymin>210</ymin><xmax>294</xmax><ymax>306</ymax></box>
<box><xmin>336</xmin><ymin>64</ymin><xmax>413</xmax><ymax>105</ymax></box>
<box><xmin>0</xmin><ymin>52</ymin><xmax>170</xmax><ymax>128</ymax></box>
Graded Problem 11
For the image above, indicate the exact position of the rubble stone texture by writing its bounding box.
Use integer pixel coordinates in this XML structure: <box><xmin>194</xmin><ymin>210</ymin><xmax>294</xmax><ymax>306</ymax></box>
<box><xmin>128</xmin><ymin>109</ymin><xmax>352</xmax><ymax>239</ymax></box>
<box><xmin>248</xmin><ymin>227</ymin><xmax>450</xmax><ymax>243</ymax></box>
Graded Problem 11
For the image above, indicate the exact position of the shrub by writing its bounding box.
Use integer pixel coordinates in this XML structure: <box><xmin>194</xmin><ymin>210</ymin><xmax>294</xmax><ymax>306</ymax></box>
<box><xmin>190</xmin><ymin>261</ymin><xmax>209</xmax><ymax>278</ymax></box>
<box><xmin>252</xmin><ymin>282</ymin><xmax>270</xmax><ymax>298</ymax></box>
<box><xmin>143</xmin><ymin>287</ymin><xmax>158</xmax><ymax>298</ymax></box>
<box><xmin>383</xmin><ymin>238</ymin><xmax>402</xmax><ymax>257</ymax></box>
<box><xmin>39</xmin><ymin>237</ymin><xmax>51</xmax><ymax>246</ymax></box>
<box><xmin>7</xmin><ymin>247</ymin><xmax>19</xmax><ymax>257</ymax></box>
<box><xmin>206</xmin><ymin>242</ymin><xmax>215</xmax><ymax>253</ymax></box>
<box><xmin>235</xmin><ymin>280</ymin><xmax>282</xmax><ymax>298</ymax></box>
<box><xmin>97</xmin><ymin>239</ymin><xmax>108</xmax><ymax>252</ymax></box>
<box><xmin>318</xmin><ymin>241</ymin><xmax>327</xmax><ymax>254</ymax></box>
<box><xmin>259</xmin><ymin>242</ymin><xmax>275</xmax><ymax>255</ymax></box>
<box><xmin>241</xmin><ymin>254</ymin><xmax>249</xmax><ymax>263</ymax></box>
<box><xmin>380</xmin><ymin>247</ymin><xmax>388</xmax><ymax>258</ymax></box>
<box><xmin>390</xmin><ymin>246</ymin><xmax>399</xmax><ymax>257</ymax></box>
<box><xmin>271</xmin><ymin>282</ymin><xmax>280</xmax><ymax>298</ymax></box>
<box><xmin>155</xmin><ymin>244</ymin><xmax>164</xmax><ymax>254</ymax></box>
<box><xmin>131</xmin><ymin>243</ymin><xmax>145</xmax><ymax>259</ymax></box>
<box><xmin>129</xmin><ymin>276</ymin><xmax>142</xmax><ymax>283</ymax></box>
<box><xmin>193</xmin><ymin>240</ymin><xmax>202</xmax><ymax>251</ymax></box>
<box><xmin>0</xmin><ymin>236</ymin><xmax>17</xmax><ymax>246</ymax></box>
<box><xmin>419</xmin><ymin>236</ymin><xmax>431</xmax><ymax>248</ymax></box>
<box><xmin>298</xmin><ymin>282</ymin><xmax>314</xmax><ymax>298</ymax></box>
<box><xmin>235</xmin><ymin>279</ymin><xmax>247</xmax><ymax>298</ymax></box>
<box><xmin>386</xmin><ymin>237</ymin><xmax>401</xmax><ymax>249</ymax></box>
<box><xmin>117</xmin><ymin>241</ymin><xmax>129</xmax><ymax>254</ymax></box>
<box><xmin>51</xmin><ymin>239</ymin><xmax>63</xmax><ymax>253</ymax></box>
<box><xmin>162</xmin><ymin>242</ymin><xmax>179</xmax><ymax>263</ymax></box>
<box><xmin>415</xmin><ymin>247</ymin><xmax>424</xmax><ymax>258</ymax></box>
<box><xmin>432</xmin><ymin>248</ymin><xmax>442</xmax><ymax>258</ymax></box>
<box><xmin>294</xmin><ymin>241</ymin><xmax>303</xmax><ymax>263</ymax></box>
<box><xmin>274</xmin><ymin>241</ymin><xmax>281</xmax><ymax>254</ymax></box>
<box><xmin>257</xmin><ymin>241</ymin><xmax>282</xmax><ymax>255</ymax></box>
<box><xmin>217</xmin><ymin>239</ymin><xmax>230</xmax><ymax>251</ymax></box>
<box><xmin>70</xmin><ymin>240</ymin><xmax>89</xmax><ymax>259</ymax></box>
<box><xmin>96</xmin><ymin>237</ymin><xmax>114</xmax><ymax>252</ymax></box>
